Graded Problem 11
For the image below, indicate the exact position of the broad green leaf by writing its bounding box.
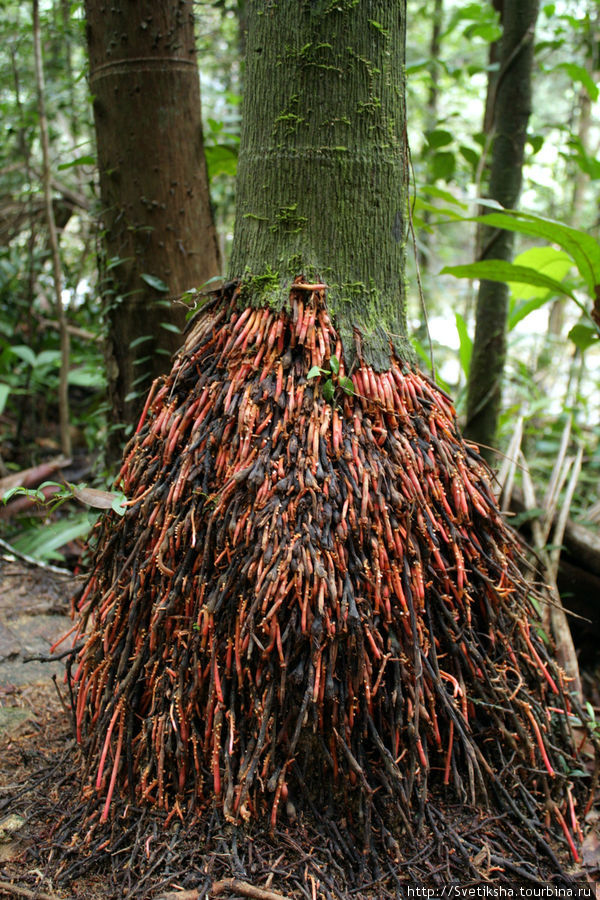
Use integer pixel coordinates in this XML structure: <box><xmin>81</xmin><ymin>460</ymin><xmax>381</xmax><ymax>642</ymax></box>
<box><xmin>507</xmin><ymin>247</ymin><xmax>573</xmax><ymax>331</ymax></box>
<box><xmin>432</xmin><ymin>151</ymin><xmax>455</xmax><ymax>182</ymax></box>
<box><xmin>459</xmin><ymin>146</ymin><xmax>479</xmax><ymax>172</ymax></box>
<box><xmin>441</xmin><ymin>260</ymin><xmax>577</xmax><ymax>301</ymax></box>
<box><xmin>426</xmin><ymin>129</ymin><xmax>453</xmax><ymax>150</ymax></box>
<box><xmin>160</xmin><ymin>322</ymin><xmax>181</xmax><ymax>334</ymax></box>
<box><xmin>455</xmin><ymin>312</ymin><xmax>472</xmax><ymax>377</ymax></box>
<box><xmin>68</xmin><ymin>367</ymin><xmax>106</xmax><ymax>389</ymax></box>
<box><xmin>322</xmin><ymin>379</ymin><xmax>335</xmax><ymax>402</ymax></box>
<box><xmin>10</xmin><ymin>345</ymin><xmax>37</xmax><ymax>367</ymax></box>
<box><xmin>473</xmin><ymin>211</ymin><xmax>600</xmax><ymax>297</ymax></box>
<box><xmin>57</xmin><ymin>154</ymin><xmax>96</xmax><ymax>170</ymax></box>
<box><xmin>111</xmin><ymin>493</ymin><xmax>127</xmax><ymax>516</ymax></box>
<box><xmin>34</xmin><ymin>349</ymin><xmax>62</xmax><ymax>369</ymax></box>
<box><xmin>568</xmin><ymin>323</ymin><xmax>599</xmax><ymax>352</ymax></box>
<box><xmin>329</xmin><ymin>355</ymin><xmax>340</xmax><ymax>375</ymax></box>
<box><xmin>205</xmin><ymin>144</ymin><xmax>238</xmax><ymax>179</ymax></box>
<box><xmin>129</xmin><ymin>334</ymin><xmax>153</xmax><ymax>349</ymax></box>
<box><xmin>0</xmin><ymin>383</ymin><xmax>9</xmax><ymax>415</ymax></box>
<box><xmin>418</xmin><ymin>185</ymin><xmax>469</xmax><ymax>209</ymax></box>
<box><xmin>140</xmin><ymin>273</ymin><xmax>169</xmax><ymax>292</ymax></box>
<box><xmin>556</xmin><ymin>62</ymin><xmax>599</xmax><ymax>102</ymax></box>
<box><xmin>339</xmin><ymin>376</ymin><xmax>354</xmax><ymax>395</ymax></box>
<box><xmin>528</xmin><ymin>135</ymin><xmax>544</xmax><ymax>155</ymax></box>
<box><xmin>509</xmin><ymin>247</ymin><xmax>573</xmax><ymax>300</ymax></box>
<box><xmin>11</xmin><ymin>512</ymin><xmax>95</xmax><ymax>561</ymax></box>
<box><xmin>464</xmin><ymin>21</ymin><xmax>502</xmax><ymax>42</ymax></box>
<box><xmin>307</xmin><ymin>365</ymin><xmax>322</xmax><ymax>380</ymax></box>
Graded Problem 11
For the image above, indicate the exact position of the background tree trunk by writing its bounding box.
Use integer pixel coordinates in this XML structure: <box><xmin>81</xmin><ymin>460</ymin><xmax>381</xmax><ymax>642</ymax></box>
<box><xmin>84</xmin><ymin>0</ymin><xmax>221</xmax><ymax>456</ymax></box>
<box><xmin>465</xmin><ymin>0</ymin><xmax>539</xmax><ymax>459</ymax></box>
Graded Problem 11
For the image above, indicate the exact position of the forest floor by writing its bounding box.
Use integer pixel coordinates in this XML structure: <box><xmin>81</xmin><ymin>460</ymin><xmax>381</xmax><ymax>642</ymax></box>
<box><xmin>1</xmin><ymin>554</ymin><xmax>599</xmax><ymax>900</ymax></box>
<box><xmin>0</xmin><ymin>553</ymin><xmax>105</xmax><ymax>899</ymax></box>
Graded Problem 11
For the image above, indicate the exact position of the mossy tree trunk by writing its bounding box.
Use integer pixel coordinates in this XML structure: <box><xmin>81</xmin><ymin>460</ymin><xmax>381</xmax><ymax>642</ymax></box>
<box><xmin>85</xmin><ymin>0</ymin><xmax>221</xmax><ymax>456</ymax></box>
<box><xmin>465</xmin><ymin>0</ymin><xmax>539</xmax><ymax>458</ymax></box>
<box><xmin>229</xmin><ymin>1</ymin><xmax>409</xmax><ymax>369</ymax></box>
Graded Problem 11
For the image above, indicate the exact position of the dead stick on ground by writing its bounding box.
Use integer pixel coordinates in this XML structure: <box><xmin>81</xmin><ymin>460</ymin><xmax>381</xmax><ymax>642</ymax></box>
<box><xmin>212</xmin><ymin>882</ymin><xmax>290</xmax><ymax>900</ymax></box>
<box><xmin>155</xmin><ymin>880</ymin><xmax>291</xmax><ymax>900</ymax></box>
<box><xmin>0</xmin><ymin>881</ymin><xmax>69</xmax><ymax>900</ymax></box>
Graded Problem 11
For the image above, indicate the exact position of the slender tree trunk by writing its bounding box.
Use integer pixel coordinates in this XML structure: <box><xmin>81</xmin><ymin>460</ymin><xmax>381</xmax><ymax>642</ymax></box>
<box><xmin>84</xmin><ymin>0</ymin><xmax>221</xmax><ymax>454</ymax></box>
<box><xmin>33</xmin><ymin>0</ymin><xmax>72</xmax><ymax>459</ymax></box>
<box><xmin>229</xmin><ymin>3</ymin><xmax>409</xmax><ymax>369</ymax></box>
<box><xmin>465</xmin><ymin>0</ymin><xmax>539</xmax><ymax>458</ymax></box>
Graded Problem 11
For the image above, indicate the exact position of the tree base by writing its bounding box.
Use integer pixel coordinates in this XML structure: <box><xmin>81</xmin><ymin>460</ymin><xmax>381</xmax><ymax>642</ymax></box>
<box><xmin>66</xmin><ymin>281</ymin><xmax>592</xmax><ymax>873</ymax></box>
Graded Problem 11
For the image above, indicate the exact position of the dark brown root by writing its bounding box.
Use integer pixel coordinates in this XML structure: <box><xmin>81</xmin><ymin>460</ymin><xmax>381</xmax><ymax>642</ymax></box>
<box><xmin>62</xmin><ymin>280</ymin><xmax>593</xmax><ymax>879</ymax></box>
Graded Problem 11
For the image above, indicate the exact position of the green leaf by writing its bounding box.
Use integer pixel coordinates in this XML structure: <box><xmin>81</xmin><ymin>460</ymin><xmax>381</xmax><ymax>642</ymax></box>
<box><xmin>129</xmin><ymin>334</ymin><xmax>153</xmax><ymax>349</ymax></box>
<box><xmin>556</xmin><ymin>62</ymin><xmax>599</xmax><ymax>102</ymax></box>
<box><xmin>473</xmin><ymin>211</ymin><xmax>600</xmax><ymax>298</ymax></box>
<box><xmin>431</xmin><ymin>151</ymin><xmax>456</xmax><ymax>182</ymax></box>
<box><xmin>57</xmin><ymin>153</ymin><xmax>96</xmax><ymax>170</ymax></box>
<box><xmin>0</xmin><ymin>383</ymin><xmax>9</xmax><ymax>415</ymax></box>
<box><xmin>34</xmin><ymin>349</ymin><xmax>62</xmax><ymax>369</ymax></box>
<box><xmin>329</xmin><ymin>354</ymin><xmax>340</xmax><ymax>375</ymax></box>
<box><xmin>426</xmin><ymin>129</ymin><xmax>453</xmax><ymax>150</ymax></box>
<box><xmin>528</xmin><ymin>135</ymin><xmax>544</xmax><ymax>155</ymax></box>
<box><xmin>111</xmin><ymin>493</ymin><xmax>127</xmax><ymax>516</ymax></box>
<box><xmin>322</xmin><ymin>379</ymin><xmax>335</xmax><ymax>402</ymax></box>
<box><xmin>455</xmin><ymin>312</ymin><xmax>472</xmax><ymax>377</ymax></box>
<box><xmin>160</xmin><ymin>322</ymin><xmax>181</xmax><ymax>334</ymax></box>
<box><xmin>464</xmin><ymin>21</ymin><xmax>502</xmax><ymax>42</ymax></box>
<box><xmin>10</xmin><ymin>345</ymin><xmax>37</xmax><ymax>367</ymax></box>
<box><xmin>140</xmin><ymin>273</ymin><xmax>169</xmax><ymax>292</ymax></box>
<box><xmin>509</xmin><ymin>247</ymin><xmax>573</xmax><ymax>300</ymax></box>
<box><xmin>339</xmin><ymin>376</ymin><xmax>354</xmax><ymax>395</ymax></box>
<box><xmin>205</xmin><ymin>144</ymin><xmax>238</xmax><ymax>179</ymax></box>
<box><xmin>441</xmin><ymin>260</ymin><xmax>577</xmax><ymax>302</ymax></box>
<box><xmin>568</xmin><ymin>323</ymin><xmax>599</xmax><ymax>352</ymax></box>
<box><xmin>2</xmin><ymin>486</ymin><xmax>26</xmax><ymax>504</ymax></box>
<box><xmin>459</xmin><ymin>146</ymin><xmax>479</xmax><ymax>172</ymax></box>
<box><xmin>11</xmin><ymin>512</ymin><xmax>95</xmax><ymax>561</ymax></box>
<box><xmin>68</xmin><ymin>367</ymin><xmax>107</xmax><ymax>389</ymax></box>
<box><xmin>307</xmin><ymin>366</ymin><xmax>322</xmax><ymax>380</ymax></box>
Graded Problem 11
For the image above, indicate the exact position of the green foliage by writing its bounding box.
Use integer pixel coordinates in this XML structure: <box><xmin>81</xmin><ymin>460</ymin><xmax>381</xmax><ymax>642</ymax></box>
<box><xmin>307</xmin><ymin>355</ymin><xmax>354</xmax><ymax>404</ymax></box>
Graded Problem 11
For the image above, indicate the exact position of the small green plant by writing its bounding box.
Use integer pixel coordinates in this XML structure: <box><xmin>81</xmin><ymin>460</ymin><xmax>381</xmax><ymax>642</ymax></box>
<box><xmin>2</xmin><ymin>481</ymin><xmax>127</xmax><ymax>516</ymax></box>
<box><xmin>307</xmin><ymin>354</ymin><xmax>354</xmax><ymax>403</ymax></box>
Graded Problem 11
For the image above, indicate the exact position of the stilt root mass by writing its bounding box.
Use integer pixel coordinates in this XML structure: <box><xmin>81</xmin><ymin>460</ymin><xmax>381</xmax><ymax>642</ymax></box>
<box><xmin>68</xmin><ymin>280</ymin><xmax>589</xmax><ymax>867</ymax></box>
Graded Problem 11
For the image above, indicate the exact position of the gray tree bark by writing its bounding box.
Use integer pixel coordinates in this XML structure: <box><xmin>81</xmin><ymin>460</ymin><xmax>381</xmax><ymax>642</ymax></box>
<box><xmin>465</xmin><ymin>0</ymin><xmax>539</xmax><ymax>459</ymax></box>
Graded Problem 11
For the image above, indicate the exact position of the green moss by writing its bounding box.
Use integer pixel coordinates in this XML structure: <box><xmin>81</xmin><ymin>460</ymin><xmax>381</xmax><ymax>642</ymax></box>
<box><xmin>368</xmin><ymin>19</ymin><xmax>390</xmax><ymax>39</ymax></box>
<box><xmin>238</xmin><ymin>266</ymin><xmax>281</xmax><ymax>308</ymax></box>
<box><xmin>270</xmin><ymin>204</ymin><xmax>308</xmax><ymax>235</ymax></box>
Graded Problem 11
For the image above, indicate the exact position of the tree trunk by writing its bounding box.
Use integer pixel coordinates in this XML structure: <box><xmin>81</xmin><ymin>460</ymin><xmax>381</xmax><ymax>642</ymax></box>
<box><xmin>84</xmin><ymin>0</ymin><xmax>220</xmax><ymax>453</ymax></box>
<box><xmin>465</xmin><ymin>0</ymin><xmax>539</xmax><ymax>458</ymax></box>
<box><xmin>66</xmin><ymin>0</ymin><xmax>590</xmax><ymax>887</ymax></box>
<box><xmin>229</xmin><ymin>3</ymin><xmax>409</xmax><ymax>370</ymax></box>
<box><xmin>33</xmin><ymin>0</ymin><xmax>71</xmax><ymax>459</ymax></box>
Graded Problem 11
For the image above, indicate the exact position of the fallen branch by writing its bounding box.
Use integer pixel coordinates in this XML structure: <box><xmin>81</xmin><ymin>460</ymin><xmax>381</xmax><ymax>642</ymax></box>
<box><xmin>0</xmin><ymin>536</ymin><xmax>72</xmax><ymax>577</ymax></box>
<box><xmin>211</xmin><ymin>880</ymin><xmax>290</xmax><ymax>900</ymax></box>
<box><xmin>155</xmin><ymin>881</ymin><xmax>290</xmax><ymax>900</ymax></box>
<box><xmin>0</xmin><ymin>881</ymin><xmax>68</xmax><ymax>900</ymax></box>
